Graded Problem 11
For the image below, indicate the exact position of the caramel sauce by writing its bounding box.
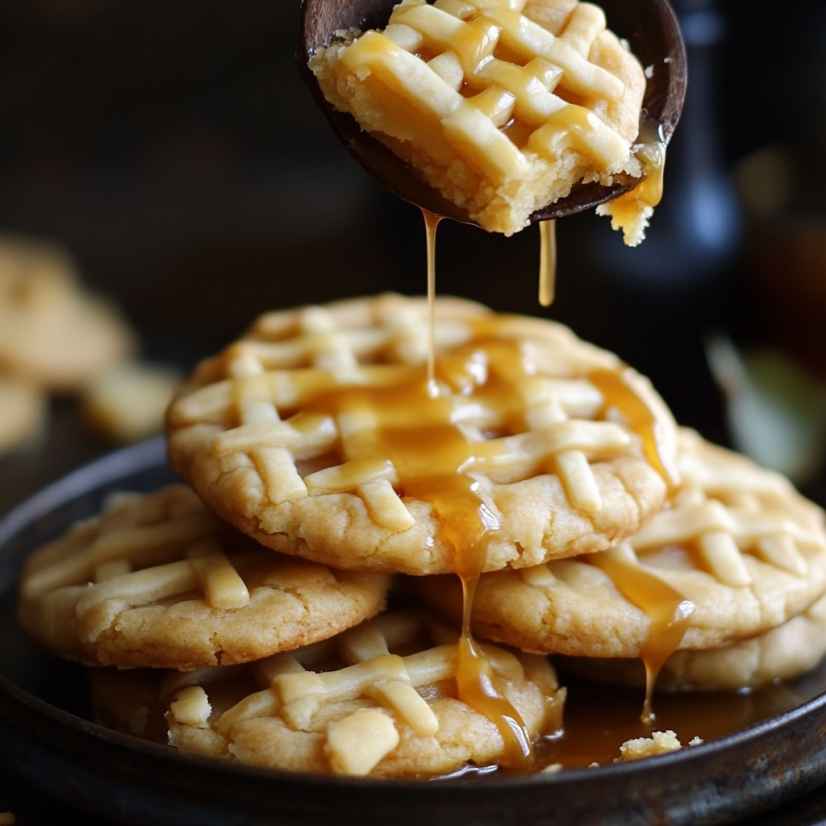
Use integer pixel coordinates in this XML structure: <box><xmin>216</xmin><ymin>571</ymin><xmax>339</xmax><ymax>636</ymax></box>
<box><xmin>601</xmin><ymin>129</ymin><xmax>666</xmax><ymax>233</ymax></box>
<box><xmin>456</xmin><ymin>577</ymin><xmax>532</xmax><ymax>769</ymax></box>
<box><xmin>590</xmin><ymin>552</ymin><xmax>695</xmax><ymax>724</ymax></box>
<box><xmin>534</xmin><ymin>677</ymin><xmax>807</xmax><ymax>771</ymax></box>
<box><xmin>587</xmin><ymin>368</ymin><xmax>689</xmax><ymax>720</ymax></box>
<box><xmin>422</xmin><ymin>208</ymin><xmax>443</xmax><ymax>395</ymax></box>
<box><xmin>538</xmin><ymin>220</ymin><xmax>556</xmax><ymax>308</ymax></box>
<box><xmin>587</xmin><ymin>368</ymin><xmax>678</xmax><ymax>489</ymax></box>
<box><xmin>501</xmin><ymin>118</ymin><xmax>533</xmax><ymax>149</ymax></box>
<box><xmin>542</xmin><ymin>103</ymin><xmax>598</xmax><ymax>135</ymax></box>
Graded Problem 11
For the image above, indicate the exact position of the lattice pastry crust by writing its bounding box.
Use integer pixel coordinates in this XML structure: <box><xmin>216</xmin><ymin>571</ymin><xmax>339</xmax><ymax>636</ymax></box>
<box><xmin>567</xmin><ymin>592</ymin><xmax>826</xmax><ymax>692</ymax></box>
<box><xmin>90</xmin><ymin>612</ymin><xmax>564</xmax><ymax>778</ymax></box>
<box><xmin>310</xmin><ymin>0</ymin><xmax>646</xmax><ymax>236</ymax></box>
<box><xmin>416</xmin><ymin>429</ymin><xmax>826</xmax><ymax>656</ymax></box>
<box><xmin>0</xmin><ymin>235</ymin><xmax>135</xmax><ymax>390</ymax></box>
<box><xmin>167</xmin><ymin>294</ymin><xmax>676</xmax><ymax>575</ymax></box>
<box><xmin>18</xmin><ymin>486</ymin><xmax>389</xmax><ymax>669</ymax></box>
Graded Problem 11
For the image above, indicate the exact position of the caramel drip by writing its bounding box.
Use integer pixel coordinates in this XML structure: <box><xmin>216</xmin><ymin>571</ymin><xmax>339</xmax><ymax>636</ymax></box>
<box><xmin>602</xmin><ymin>134</ymin><xmax>666</xmax><ymax>232</ymax></box>
<box><xmin>586</xmin><ymin>368</ymin><xmax>689</xmax><ymax>722</ymax></box>
<box><xmin>538</xmin><ymin>220</ymin><xmax>556</xmax><ymax>308</ymax></box>
<box><xmin>421</xmin><ymin>208</ymin><xmax>442</xmax><ymax>396</ymax></box>
<box><xmin>588</xmin><ymin>368</ymin><xmax>678</xmax><ymax>488</ymax></box>
<box><xmin>591</xmin><ymin>551</ymin><xmax>695</xmax><ymax>724</ymax></box>
<box><xmin>423</xmin><ymin>202</ymin><xmax>537</xmax><ymax>764</ymax></box>
<box><xmin>456</xmin><ymin>577</ymin><xmax>532</xmax><ymax>769</ymax></box>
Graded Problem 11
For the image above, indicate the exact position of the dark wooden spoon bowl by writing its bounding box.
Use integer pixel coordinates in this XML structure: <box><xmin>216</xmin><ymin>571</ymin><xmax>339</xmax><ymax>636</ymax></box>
<box><xmin>299</xmin><ymin>0</ymin><xmax>687</xmax><ymax>226</ymax></box>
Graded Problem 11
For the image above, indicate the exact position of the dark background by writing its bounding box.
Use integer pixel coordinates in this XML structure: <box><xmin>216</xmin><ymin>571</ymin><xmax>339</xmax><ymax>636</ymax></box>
<box><xmin>3</xmin><ymin>1</ymin><xmax>826</xmax><ymax>821</ymax></box>
<box><xmin>0</xmin><ymin>0</ymin><xmax>821</xmax><ymax>366</ymax></box>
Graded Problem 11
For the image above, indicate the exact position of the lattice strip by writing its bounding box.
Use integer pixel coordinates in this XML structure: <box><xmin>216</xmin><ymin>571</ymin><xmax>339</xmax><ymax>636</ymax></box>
<box><xmin>555</xmin><ymin>449</ymin><xmax>601</xmax><ymax>516</ymax></box>
<box><xmin>756</xmin><ymin>534</ymin><xmax>808</xmax><ymax>577</ymax></box>
<box><xmin>251</xmin><ymin>446</ymin><xmax>309</xmax><ymax>504</ymax></box>
<box><xmin>76</xmin><ymin>559</ymin><xmax>198</xmax><ymax>617</ymax></box>
<box><xmin>188</xmin><ymin>539</ymin><xmax>251</xmax><ymax>610</ymax></box>
<box><xmin>213</xmin><ymin>413</ymin><xmax>337</xmax><ymax>458</ymax></box>
<box><xmin>326</xmin><ymin>708</ymin><xmax>400</xmax><ymax>775</ymax></box>
<box><xmin>226</xmin><ymin>344</ymin><xmax>265</xmax><ymax>379</ymax></box>
<box><xmin>213</xmin><ymin>687</ymin><xmax>282</xmax><ymax>737</ymax></box>
<box><xmin>697</xmin><ymin>530</ymin><xmax>751</xmax><ymax>588</ymax></box>
<box><xmin>358</xmin><ymin>479</ymin><xmax>416</xmax><ymax>530</ymax></box>
<box><xmin>75</xmin><ymin>548</ymin><xmax>257</xmax><ymax>618</ymax></box>
<box><xmin>560</xmin><ymin>2</ymin><xmax>606</xmax><ymax>56</ymax></box>
<box><xmin>22</xmin><ymin>513</ymin><xmax>216</xmax><ymax>599</ymax></box>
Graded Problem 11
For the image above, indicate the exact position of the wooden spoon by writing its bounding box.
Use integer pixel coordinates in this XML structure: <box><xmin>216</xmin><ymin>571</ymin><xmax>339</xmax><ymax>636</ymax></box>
<box><xmin>299</xmin><ymin>0</ymin><xmax>687</xmax><ymax>226</ymax></box>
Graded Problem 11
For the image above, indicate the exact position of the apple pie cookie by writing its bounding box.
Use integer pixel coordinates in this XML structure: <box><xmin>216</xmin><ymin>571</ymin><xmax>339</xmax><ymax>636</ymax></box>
<box><xmin>18</xmin><ymin>486</ymin><xmax>389</xmax><ymax>669</ymax></box>
<box><xmin>415</xmin><ymin>430</ymin><xmax>826</xmax><ymax>657</ymax></box>
<box><xmin>167</xmin><ymin>294</ymin><xmax>676</xmax><ymax>575</ymax></box>
<box><xmin>90</xmin><ymin>612</ymin><xmax>564</xmax><ymax>777</ymax></box>
<box><xmin>569</xmin><ymin>593</ymin><xmax>826</xmax><ymax>693</ymax></box>
<box><xmin>0</xmin><ymin>235</ymin><xmax>134</xmax><ymax>390</ymax></box>
<box><xmin>310</xmin><ymin>0</ymin><xmax>647</xmax><ymax>238</ymax></box>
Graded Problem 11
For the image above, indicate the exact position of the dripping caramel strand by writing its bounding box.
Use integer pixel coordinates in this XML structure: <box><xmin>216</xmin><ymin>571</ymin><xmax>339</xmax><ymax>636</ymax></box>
<box><xmin>457</xmin><ymin>575</ymin><xmax>533</xmax><ymax>769</ymax></box>
<box><xmin>586</xmin><ymin>368</ymin><xmax>689</xmax><ymax>722</ymax></box>
<box><xmin>600</xmin><ymin>138</ymin><xmax>666</xmax><ymax>242</ymax></box>
<box><xmin>538</xmin><ymin>220</ymin><xmax>557</xmax><ymax>308</ymax></box>
<box><xmin>592</xmin><ymin>549</ymin><xmax>695</xmax><ymax>725</ymax></box>
<box><xmin>421</xmin><ymin>208</ymin><xmax>443</xmax><ymax>396</ymax></box>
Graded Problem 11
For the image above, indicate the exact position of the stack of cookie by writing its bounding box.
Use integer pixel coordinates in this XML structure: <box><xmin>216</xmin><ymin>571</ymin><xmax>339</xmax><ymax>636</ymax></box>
<box><xmin>0</xmin><ymin>235</ymin><xmax>179</xmax><ymax>452</ymax></box>
<box><xmin>17</xmin><ymin>295</ymin><xmax>826</xmax><ymax>778</ymax></box>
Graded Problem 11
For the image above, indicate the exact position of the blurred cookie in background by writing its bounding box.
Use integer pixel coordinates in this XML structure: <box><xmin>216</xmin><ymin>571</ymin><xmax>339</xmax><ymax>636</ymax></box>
<box><xmin>0</xmin><ymin>235</ymin><xmax>135</xmax><ymax>391</ymax></box>
<box><xmin>82</xmin><ymin>363</ymin><xmax>179</xmax><ymax>444</ymax></box>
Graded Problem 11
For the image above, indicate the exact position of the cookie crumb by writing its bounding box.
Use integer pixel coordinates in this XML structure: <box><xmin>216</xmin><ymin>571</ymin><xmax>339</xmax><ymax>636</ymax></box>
<box><xmin>644</xmin><ymin>65</ymin><xmax>654</xmax><ymax>79</ymax></box>
<box><xmin>688</xmin><ymin>736</ymin><xmax>704</xmax><ymax>746</ymax></box>
<box><xmin>618</xmin><ymin>730</ymin><xmax>683</xmax><ymax>762</ymax></box>
<box><xmin>542</xmin><ymin>763</ymin><xmax>563</xmax><ymax>774</ymax></box>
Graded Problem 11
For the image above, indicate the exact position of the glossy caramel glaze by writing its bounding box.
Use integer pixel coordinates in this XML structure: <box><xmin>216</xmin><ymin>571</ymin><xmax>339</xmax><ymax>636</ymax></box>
<box><xmin>588</xmin><ymin>368</ymin><xmax>678</xmax><ymax>488</ymax></box>
<box><xmin>590</xmin><ymin>551</ymin><xmax>695</xmax><ymax>723</ymax></box>
<box><xmin>538</xmin><ymin>220</ymin><xmax>556</xmax><ymax>308</ymax></box>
